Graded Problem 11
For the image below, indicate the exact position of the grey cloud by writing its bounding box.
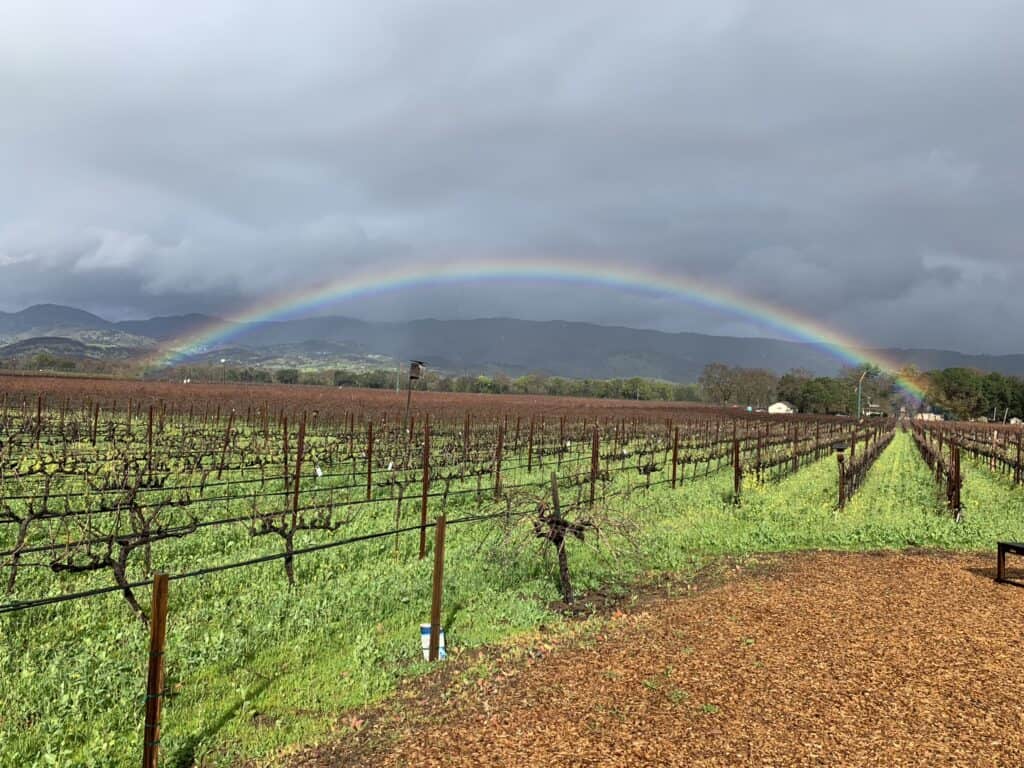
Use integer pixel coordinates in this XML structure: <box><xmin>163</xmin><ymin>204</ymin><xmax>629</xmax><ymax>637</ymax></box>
<box><xmin>1</xmin><ymin>0</ymin><xmax>1023</xmax><ymax>352</ymax></box>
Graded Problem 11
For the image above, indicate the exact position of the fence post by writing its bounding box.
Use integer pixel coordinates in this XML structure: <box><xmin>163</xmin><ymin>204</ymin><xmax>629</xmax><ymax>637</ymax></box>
<box><xmin>420</xmin><ymin>416</ymin><xmax>431</xmax><ymax>560</ymax></box>
<box><xmin>837</xmin><ymin>452</ymin><xmax>847</xmax><ymax>509</ymax></box>
<box><xmin>366</xmin><ymin>422</ymin><xmax>374</xmax><ymax>501</ymax></box>
<box><xmin>147</xmin><ymin>405</ymin><xmax>154</xmax><ymax>485</ymax></box>
<box><xmin>732</xmin><ymin>438</ymin><xmax>741</xmax><ymax>502</ymax></box>
<box><xmin>428</xmin><ymin>515</ymin><xmax>447</xmax><ymax>662</ymax></box>
<box><xmin>589</xmin><ymin>427</ymin><xmax>599</xmax><ymax>507</ymax></box>
<box><xmin>494</xmin><ymin>423</ymin><xmax>504</xmax><ymax>500</ymax></box>
<box><xmin>217</xmin><ymin>410</ymin><xmax>235</xmax><ymax>480</ymax></box>
<box><xmin>527</xmin><ymin>419</ymin><xmax>534</xmax><ymax>473</ymax></box>
<box><xmin>671</xmin><ymin>426</ymin><xmax>679</xmax><ymax>489</ymax></box>
<box><xmin>142</xmin><ymin>573</ymin><xmax>169</xmax><ymax>768</ymax></box>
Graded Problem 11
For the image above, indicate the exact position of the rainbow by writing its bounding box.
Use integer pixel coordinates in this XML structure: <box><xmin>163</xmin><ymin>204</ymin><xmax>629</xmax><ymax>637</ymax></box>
<box><xmin>146</xmin><ymin>258</ymin><xmax>928</xmax><ymax>401</ymax></box>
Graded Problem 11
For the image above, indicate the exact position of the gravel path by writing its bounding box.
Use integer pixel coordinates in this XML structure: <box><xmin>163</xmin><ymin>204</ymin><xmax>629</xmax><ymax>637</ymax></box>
<box><xmin>294</xmin><ymin>552</ymin><xmax>1024</xmax><ymax>767</ymax></box>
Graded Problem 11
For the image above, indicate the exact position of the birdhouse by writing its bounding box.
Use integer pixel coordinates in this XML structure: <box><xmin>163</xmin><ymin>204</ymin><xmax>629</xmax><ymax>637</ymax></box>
<box><xmin>409</xmin><ymin>361</ymin><xmax>425</xmax><ymax>380</ymax></box>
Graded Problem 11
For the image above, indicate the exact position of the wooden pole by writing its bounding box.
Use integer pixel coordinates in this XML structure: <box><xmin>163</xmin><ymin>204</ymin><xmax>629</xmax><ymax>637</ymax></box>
<box><xmin>732</xmin><ymin>438</ymin><xmax>741</xmax><ymax>502</ymax></box>
<box><xmin>428</xmin><ymin>515</ymin><xmax>447</xmax><ymax>662</ymax></box>
<box><xmin>589</xmin><ymin>426</ymin><xmax>599</xmax><ymax>507</ymax></box>
<box><xmin>142</xmin><ymin>573</ymin><xmax>169</xmax><ymax>768</ymax></box>
<box><xmin>494</xmin><ymin>423</ymin><xmax>504</xmax><ymax>500</ymax></box>
<box><xmin>671</xmin><ymin>426</ymin><xmax>679</xmax><ymax>489</ymax></box>
<box><xmin>837</xmin><ymin>452</ymin><xmax>847</xmax><ymax>509</ymax></box>
<box><xmin>366</xmin><ymin>422</ymin><xmax>374</xmax><ymax>501</ymax></box>
<box><xmin>420</xmin><ymin>416</ymin><xmax>431</xmax><ymax>560</ymax></box>
<box><xmin>527</xmin><ymin>418</ymin><xmax>535</xmax><ymax>473</ymax></box>
<box><xmin>217</xmin><ymin>410</ymin><xmax>235</xmax><ymax>480</ymax></box>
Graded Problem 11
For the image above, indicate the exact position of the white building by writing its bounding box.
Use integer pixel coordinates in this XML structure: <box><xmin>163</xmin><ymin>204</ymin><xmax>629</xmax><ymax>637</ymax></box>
<box><xmin>915</xmin><ymin>412</ymin><xmax>944</xmax><ymax>422</ymax></box>
<box><xmin>768</xmin><ymin>401</ymin><xmax>796</xmax><ymax>415</ymax></box>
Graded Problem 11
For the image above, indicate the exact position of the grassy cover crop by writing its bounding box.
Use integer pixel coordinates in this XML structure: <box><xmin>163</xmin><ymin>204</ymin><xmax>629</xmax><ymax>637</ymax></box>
<box><xmin>3</xmin><ymin>416</ymin><xmax>1023</xmax><ymax>767</ymax></box>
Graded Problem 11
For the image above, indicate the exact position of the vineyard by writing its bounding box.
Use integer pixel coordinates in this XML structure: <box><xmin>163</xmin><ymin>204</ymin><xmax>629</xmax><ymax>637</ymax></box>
<box><xmin>2</xmin><ymin>375</ymin><xmax>1024</xmax><ymax>767</ymax></box>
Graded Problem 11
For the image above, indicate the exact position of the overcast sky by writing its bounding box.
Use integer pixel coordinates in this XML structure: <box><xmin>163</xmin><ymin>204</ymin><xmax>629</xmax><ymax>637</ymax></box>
<box><xmin>2</xmin><ymin>1</ymin><xmax>1023</xmax><ymax>353</ymax></box>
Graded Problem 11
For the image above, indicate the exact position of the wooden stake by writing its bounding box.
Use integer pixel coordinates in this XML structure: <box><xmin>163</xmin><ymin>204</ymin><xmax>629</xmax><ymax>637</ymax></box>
<box><xmin>671</xmin><ymin>426</ymin><xmax>679</xmax><ymax>489</ymax></box>
<box><xmin>428</xmin><ymin>515</ymin><xmax>447</xmax><ymax>662</ymax></box>
<box><xmin>420</xmin><ymin>416</ymin><xmax>431</xmax><ymax>560</ymax></box>
<box><xmin>142</xmin><ymin>573</ymin><xmax>169</xmax><ymax>768</ymax></box>
<box><xmin>366</xmin><ymin>422</ymin><xmax>374</xmax><ymax>501</ymax></box>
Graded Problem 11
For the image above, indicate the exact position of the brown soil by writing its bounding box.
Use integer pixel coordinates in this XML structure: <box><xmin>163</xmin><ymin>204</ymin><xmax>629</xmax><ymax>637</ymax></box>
<box><xmin>287</xmin><ymin>551</ymin><xmax>1024</xmax><ymax>767</ymax></box>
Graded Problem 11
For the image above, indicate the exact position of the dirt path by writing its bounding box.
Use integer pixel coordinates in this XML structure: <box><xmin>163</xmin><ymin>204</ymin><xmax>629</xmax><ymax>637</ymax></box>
<box><xmin>291</xmin><ymin>552</ymin><xmax>1024</xmax><ymax>767</ymax></box>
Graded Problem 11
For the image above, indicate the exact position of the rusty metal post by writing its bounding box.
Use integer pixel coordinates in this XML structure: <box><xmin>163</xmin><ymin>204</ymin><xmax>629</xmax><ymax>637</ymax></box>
<box><xmin>142</xmin><ymin>573</ymin><xmax>169</xmax><ymax>768</ymax></box>
<box><xmin>420</xmin><ymin>416</ymin><xmax>431</xmax><ymax>560</ymax></box>
<box><xmin>428</xmin><ymin>515</ymin><xmax>447</xmax><ymax>662</ymax></box>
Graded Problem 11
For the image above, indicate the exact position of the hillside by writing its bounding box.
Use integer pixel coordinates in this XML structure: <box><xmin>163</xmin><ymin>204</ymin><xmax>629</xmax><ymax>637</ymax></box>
<box><xmin>3</xmin><ymin>304</ymin><xmax>1024</xmax><ymax>380</ymax></box>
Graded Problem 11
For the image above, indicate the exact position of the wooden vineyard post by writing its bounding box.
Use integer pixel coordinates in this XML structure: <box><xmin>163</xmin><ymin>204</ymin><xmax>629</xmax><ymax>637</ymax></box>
<box><xmin>671</xmin><ymin>426</ymin><xmax>679</xmax><ymax>489</ymax></box>
<box><xmin>142</xmin><ymin>573</ymin><xmax>169</xmax><ymax>768</ymax></box>
<box><xmin>527</xmin><ymin>419</ymin><xmax>535</xmax><ymax>473</ymax></box>
<box><xmin>147</xmin><ymin>405</ymin><xmax>154</xmax><ymax>485</ymax></box>
<box><xmin>837</xmin><ymin>451</ymin><xmax>847</xmax><ymax>509</ymax></box>
<box><xmin>366</xmin><ymin>422</ymin><xmax>374</xmax><ymax>501</ymax></box>
<box><xmin>590</xmin><ymin>427</ymin><xmax>599</xmax><ymax>507</ymax></box>
<box><xmin>217</xmin><ymin>410</ymin><xmax>235</xmax><ymax>480</ymax></box>
<box><xmin>91</xmin><ymin>403</ymin><xmax>99</xmax><ymax>447</ymax></box>
<box><xmin>428</xmin><ymin>515</ymin><xmax>447</xmax><ymax>662</ymax></box>
<box><xmin>494</xmin><ymin>423</ymin><xmax>504</xmax><ymax>500</ymax></box>
<box><xmin>420</xmin><ymin>416</ymin><xmax>431</xmax><ymax>560</ymax></box>
<box><xmin>281</xmin><ymin>416</ymin><xmax>290</xmax><ymax>494</ymax></box>
<box><xmin>1016</xmin><ymin>435</ymin><xmax>1022</xmax><ymax>486</ymax></box>
<box><xmin>732</xmin><ymin>438</ymin><xmax>741</xmax><ymax>503</ymax></box>
<box><xmin>34</xmin><ymin>394</ymin><xmax>42</xmax><ymax>447</ymax></box>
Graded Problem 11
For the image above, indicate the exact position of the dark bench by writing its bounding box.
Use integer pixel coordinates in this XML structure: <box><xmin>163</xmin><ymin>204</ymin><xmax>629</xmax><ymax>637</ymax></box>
<box><xmin>996</xmin><ymin>542</ymin><xmax>1024</xmax><ymax>583</ymax></box>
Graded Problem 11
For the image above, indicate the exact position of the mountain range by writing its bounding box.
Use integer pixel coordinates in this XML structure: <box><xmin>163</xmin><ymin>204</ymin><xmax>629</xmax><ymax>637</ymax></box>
<box><xmin>2</xmin><ymin>304</ymin><xmax>1024</xmax><ymax>381</ymax></box>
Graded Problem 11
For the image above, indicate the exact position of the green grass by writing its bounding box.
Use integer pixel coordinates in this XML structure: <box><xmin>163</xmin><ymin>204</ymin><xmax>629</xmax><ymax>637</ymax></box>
<box><xmin>3</xmin><ymin>430</ymin><xmax>1024</xmax><ymax>767</ymax></box>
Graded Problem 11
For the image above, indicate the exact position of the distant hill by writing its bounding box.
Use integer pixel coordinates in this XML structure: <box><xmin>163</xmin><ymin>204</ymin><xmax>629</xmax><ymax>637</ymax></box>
<box><xmin>2</xmin><ymin>303</ymin><xmax>1024</xmax><ymax>380</ymax></box>
<box><xmin>114</xmin><ymin>313</ymin><xmax>223</xmax><ymax>341</ymax></box>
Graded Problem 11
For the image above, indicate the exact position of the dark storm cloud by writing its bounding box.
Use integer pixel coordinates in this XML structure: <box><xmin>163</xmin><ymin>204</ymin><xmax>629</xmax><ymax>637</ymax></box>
<box><xmin>2</xmin><ymin>0</ymin><xmax>1023</xmax><ymax>351</ymax></box>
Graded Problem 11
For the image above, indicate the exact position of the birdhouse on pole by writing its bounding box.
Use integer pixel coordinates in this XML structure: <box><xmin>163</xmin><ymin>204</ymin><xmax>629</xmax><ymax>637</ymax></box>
<box><xmin>409</xmin><ymin>360</ymin><xmax>425</xmax><ymax>380</ymax></box>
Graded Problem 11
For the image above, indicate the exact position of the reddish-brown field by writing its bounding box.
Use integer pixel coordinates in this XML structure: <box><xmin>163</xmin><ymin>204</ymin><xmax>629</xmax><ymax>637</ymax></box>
<box><xmin>0</xmin><ymin>373</ymin><xmax>722</xmax><ymax>421</ymax></box>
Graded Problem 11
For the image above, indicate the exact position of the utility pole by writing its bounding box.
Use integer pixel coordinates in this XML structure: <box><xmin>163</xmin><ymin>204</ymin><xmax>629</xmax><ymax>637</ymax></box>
<box><xmin>856</xmin><ymin>368</ymin><xmax>872</xmax><ymax>420</ymax></box>
<box><xmin>404</xmin><ymin>360</ymin><xmax>425</xmax><ymax>435</ymax></box>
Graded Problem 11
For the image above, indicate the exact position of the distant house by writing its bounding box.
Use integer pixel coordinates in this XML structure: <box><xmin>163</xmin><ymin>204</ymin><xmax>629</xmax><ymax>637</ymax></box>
<box><xmin>1010</xmin><ymin>417</ymin><xmax>1022</xmax><ymax>425</ymax></box>
<box><xmin>768</xmin><ymin>401</ymin><xmax>796</xmax><ymax>415</ymax></box>
<box><xmin>915</xmin><ymin>412</ymin><xmax>944</xmax><ymax>422</ymax></box>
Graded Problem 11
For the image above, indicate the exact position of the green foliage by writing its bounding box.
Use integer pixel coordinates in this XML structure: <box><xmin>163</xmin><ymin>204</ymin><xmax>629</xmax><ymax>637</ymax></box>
<box><xmin>274</xmin><ymin>368</ymin><xmax>300</xmax><ymax>384</ymax></box>
<box><xmin>926</xmin><ymin>367</ymin><xmax>1024</xmax><ymax>421</ymax></box>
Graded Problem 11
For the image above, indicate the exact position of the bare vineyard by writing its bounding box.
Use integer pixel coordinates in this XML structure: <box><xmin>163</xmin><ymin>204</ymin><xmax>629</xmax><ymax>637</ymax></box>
<box><xmin>1</xmin><ymin>377</ymin><xmax>908</xmax><ymax>766</ymax></box>
<box><xmin>0</xmin><ymin>381</ymin><xmax>894</xmax><ymax>620</ymax></box>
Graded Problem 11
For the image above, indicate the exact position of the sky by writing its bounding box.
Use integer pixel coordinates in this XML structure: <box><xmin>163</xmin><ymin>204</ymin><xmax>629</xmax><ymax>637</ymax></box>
<box><xmin>1</xmin><ymin>0</ymin><xmax>1023</xmax><ymax>353</ymax></box>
